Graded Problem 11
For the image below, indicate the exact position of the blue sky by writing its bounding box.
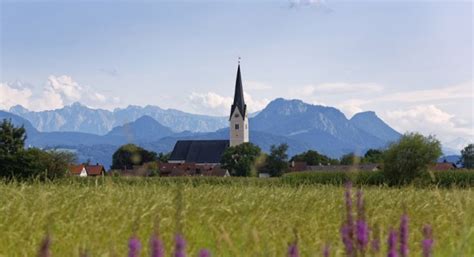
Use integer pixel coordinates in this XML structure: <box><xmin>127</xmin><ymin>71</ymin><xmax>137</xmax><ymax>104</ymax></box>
<box><xmin>0</xmin><ymin>0</ymin><xmax>472</xmax><ymax>147</ymax></box>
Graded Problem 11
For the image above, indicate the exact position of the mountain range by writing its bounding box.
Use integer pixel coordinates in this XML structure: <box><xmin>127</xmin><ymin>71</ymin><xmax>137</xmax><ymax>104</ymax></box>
<box><xmin>1</xmin><ymin>98</ymin><xmax>404</xmax><ymax>168</ymax></box>
<box><xmin>9</xmin><ymin>103</ymin><xmax>227</xmax><ymax>134</ymax></box>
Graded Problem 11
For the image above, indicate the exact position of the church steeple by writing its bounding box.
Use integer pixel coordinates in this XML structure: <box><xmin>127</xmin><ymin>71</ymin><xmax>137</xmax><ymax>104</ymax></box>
<box><xmin>229</xmin><ymin>64</ymin><xmax>247</xmax><ymax>120</ymax></box>
<box><xmin>229</xmin><ymin>61</ymin><xmax>249</xmax><ymax>147</ymax></box>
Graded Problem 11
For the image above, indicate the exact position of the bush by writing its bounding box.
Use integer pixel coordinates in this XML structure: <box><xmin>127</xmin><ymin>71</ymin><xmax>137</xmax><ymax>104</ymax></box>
<box><xmin>383</xmin><ymin>132</ymin><xmax>442</xmax><ymax>185</ymax></box>
<box><xmin>111</xmin><ymin>144</ymin><xmax>157</xmax><ymax>170</ymax></box>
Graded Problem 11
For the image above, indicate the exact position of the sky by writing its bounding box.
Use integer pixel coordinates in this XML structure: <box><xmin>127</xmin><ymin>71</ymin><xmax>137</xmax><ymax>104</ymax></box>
<box><xmin>0</xmin><ymin>0</ymin><xmax>473</xmax><ymax>147</ymax></box>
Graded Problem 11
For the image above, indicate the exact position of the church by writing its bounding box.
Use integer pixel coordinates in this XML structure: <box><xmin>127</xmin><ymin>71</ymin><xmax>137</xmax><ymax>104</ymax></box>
<box><xmin>168</xmin><ymin>63</ymin><xmax>249</xmax><ymax>165</ymax></box>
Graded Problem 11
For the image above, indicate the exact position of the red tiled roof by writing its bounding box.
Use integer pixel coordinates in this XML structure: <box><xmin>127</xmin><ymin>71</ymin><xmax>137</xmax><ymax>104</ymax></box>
<box><xmin>69</xmin><ymin>164</ymin><xmax>85</xmax><ymax>175</ymax></box>
<box><xmin>432</xmin><ymin>162</ymin><xmax>456</xmax><ymax>171</ymax></box>
<box><xmin>86</xmin><ymin>165</ymin><xmax>105</xmax><ymax>175</ymax></box>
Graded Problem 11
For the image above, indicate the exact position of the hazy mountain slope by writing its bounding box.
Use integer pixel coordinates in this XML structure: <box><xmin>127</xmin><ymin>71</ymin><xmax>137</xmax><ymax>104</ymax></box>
<box><xmin>9</xmin><ymin>103</ymin><xmax>227</xmax><ymax>134</ymax></box>
<box><xmin>251</xmin><ymin>98</ymin><xmax>391</xmax><ymax>155</ymax></box>
<box><xmin>350</xmin><ymin>111</ymin><xmax>401</xmax><ymax>143</ymax></box>
<box><xmin>105</xmin><ymin>115</ymin><xmax>174</xmax><ymax>143</ymax></box>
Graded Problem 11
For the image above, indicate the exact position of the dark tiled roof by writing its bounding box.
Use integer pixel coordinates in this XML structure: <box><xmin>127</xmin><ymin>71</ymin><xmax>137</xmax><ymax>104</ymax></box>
<box><xmin>229</xmin><ymin>64</ymin><xmax>247</xmax><ymax>120</ymax></box>
<box><xmin>169</xmin><ymin>140</ymin><xmax>229</xmax><ymax>164</ymax></box>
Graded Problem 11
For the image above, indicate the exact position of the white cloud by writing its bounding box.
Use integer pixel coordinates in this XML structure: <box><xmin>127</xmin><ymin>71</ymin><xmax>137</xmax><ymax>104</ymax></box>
<box><xmin>188</xmin><ymin>91</ymin><xmax>270</xmax><ymax>116</ymax></box>
<box><xmin>0</xmin><ymin>76</ymin><xmax>121</xmax><ymax>111</ymax></box>
<box><xmin>385</xmin><ymin>104</ymin><xmax>473</xmax><ymax>144</ymax></box>
<box><xmin>0</xmin><ymin>82</ymin><xmax>33</xmax><ymax>110</ymax></box>
<box><xmin>337</xmin><ymin>99</ymin><xmax>371</xmax><ymax>117</ymax></box>
<box><xmin>380</xmin><ymin>81</ymin><xmax>473</xmax><ymax>103</ymax></box>
<box><xmin>189</xmin><ymin>92</ymin><xmax>232</xmax><ymax>116</ymax></box>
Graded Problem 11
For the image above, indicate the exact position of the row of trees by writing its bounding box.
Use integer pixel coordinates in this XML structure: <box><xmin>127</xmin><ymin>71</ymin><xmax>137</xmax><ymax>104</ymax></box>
<box><xmin>220</xmin><ymin>133</ymin><xmax>474</xmax><ymax>183</ymax></box>
<box><xmin>220</xmin><ymin>143</ymin><xmax>387</xmax><ymax>177</ymax></box>
<box><xmin>0</xmin><ymin>120</ymin><xmax>76</xmax><ymax>180</ymax></box>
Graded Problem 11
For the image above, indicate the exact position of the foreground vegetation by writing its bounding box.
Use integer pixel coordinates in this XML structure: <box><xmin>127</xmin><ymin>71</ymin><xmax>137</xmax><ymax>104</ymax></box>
<box><xmin>0</xmin><ymin>178</ymin><xmax>473</xmax><ymax>256</ymax></box>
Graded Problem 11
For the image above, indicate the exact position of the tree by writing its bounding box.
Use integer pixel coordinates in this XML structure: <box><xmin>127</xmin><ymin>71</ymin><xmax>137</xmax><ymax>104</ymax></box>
<box><xmin>0</xmin><ymin>120</ymin><xmax>76</xmax><ymax>180</ymax></box>
<box><xmin>0</xmin><ymin>119</ymin><xmax>26</xmax><ymax>156</ymax></box>
<box><xmin>158</xmin><ymin>152</ymin><xmax>171</xmax><ymax>163</ymax></box>
<box><xmin>261</xmin><ymin>143</ymin><xmax>289</xmax><ymax>177</ymax></box>
<box><xmin>362</xmin><ymin>149</ymin><xmax>384</xmax><ymax>164</ymax></box>
<box><xmin>459</xmin><ymin>144</ymin><xmax>474</xmax><ymax>168</ymax></box>
<box><xmin>383</xmin><ymin>132</ymin><xmax>442</xmax><ymax>185</ymax></box>
<box><xmin>220</xmin><ymin>143</ymin><xmax>261</xmax><ymax>177</ymax></box>
<box><xmin>340</xmin><ymin>152</ymin><xmax>362</xmax><ymax>165</ymax></box>
<box><xmin>290</xmin><ymin>150</ymin><xmax>339</xmax><ymax>166</ymax></box>
<box><xmin>111</xmin><ymin>144</ymin><xmax>157</xmax><ymax>170</ymax></box>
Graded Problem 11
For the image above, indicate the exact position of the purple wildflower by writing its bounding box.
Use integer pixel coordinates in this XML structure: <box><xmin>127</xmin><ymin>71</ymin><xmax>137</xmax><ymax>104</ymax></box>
<box><xmin>345</xmin><ymin>182</ymin><xmax>354</xmax><ymax>228</ymax></box>
<box><xmin>37</xmin><ymin>234</ymin><xmax>51</xmax><ymax>257</ymax></box>
<box><xmin>322</xmin><ymin>244</ymin><xmax>330</xmax><ymax>257</ymax></box>
<box><xmin>198</xmin><ymin>249</ymin><xmax>211</xmax><ymax>257</ymax></box>
<box><xmin>150</xmin><ymin>233</ymin><xmax>164</xmax><ymax>257</ymax></box>
<box><xmin>128</xmin><ymin>236</ymin><xmax>141</xmax><ymax>257</ymax></box>
<box><xmin>387</xmin><ymin>229</ymin><xmax>398</xmax><ymax>257</ymax></box>
<box><xmin>356</xmin><ymin>190</ymin><xmax>365</xmax><ymax>219</ymax></box>
<box><xmin>341</xmin><ymin>224</ymin><xmax>354</xmax><ymax>257</ymax></box>
<box><xmin>174</xmin><ymin>234</ymin><xmax>187</xmax><ymax>257</ymax></box>
<box><xmin>356</xmin><ymin>219</ymin><xmax>369</xmax><ymax>251</ymax></box>
<box><xmin>399</xmin><ymin>214</ymin><xmax>409</xmax><ymax>257</ymax></box>
<box><xmin>342</xmin><ymin>182</ymin><xmax>355</xmax><ymax>256</ymax></box>
<box><xmin>422</xmin><ymin>225</ymin><xmax>434</xmax><ymax>257</ymax></box>
<box><xmin>287</xmin><ymin>242</ymin><xmax>299</xmax><ymax>257</ymax></box>
<box><xmin>355</xmin><ymin>189</ymin><xmax>370</xmax><ymax>253</ymax></box>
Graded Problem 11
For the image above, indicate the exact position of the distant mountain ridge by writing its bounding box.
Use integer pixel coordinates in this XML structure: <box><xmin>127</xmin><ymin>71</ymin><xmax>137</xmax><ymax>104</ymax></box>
<box><xmin>250</xmin><ymin>98</ymin><xmax>400</xmax><ymax>157</ymax></box>
<box><xmin>9</xmin><ymin>102</ymin><xmax>228</xmax><ymax>134</ymax></box>
<box><xmin>2</xmin><ymin>98</ymin><xmax>404</xmax><ymax>168</ymax></box>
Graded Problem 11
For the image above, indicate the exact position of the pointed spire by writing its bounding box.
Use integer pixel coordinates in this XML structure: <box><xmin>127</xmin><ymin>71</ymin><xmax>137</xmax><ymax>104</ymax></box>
<box><xmin>230</xmin><ymin>61</ymin><xmax>246</xmax><ymax>120</ymax></box>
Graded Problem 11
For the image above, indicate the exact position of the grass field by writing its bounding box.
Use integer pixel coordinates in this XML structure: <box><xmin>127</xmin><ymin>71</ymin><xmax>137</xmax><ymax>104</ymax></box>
<box><xmin>0</xmin><ymin>178</ymin><xmax>473</xmax><ymax>257</ymax></box>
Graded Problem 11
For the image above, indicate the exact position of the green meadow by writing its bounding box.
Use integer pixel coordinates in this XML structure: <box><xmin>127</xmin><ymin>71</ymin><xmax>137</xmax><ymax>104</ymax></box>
<box><xmin>0</xmin><ymin>178</ymin><xmax>473</xmax><ymax>257</ymax></box>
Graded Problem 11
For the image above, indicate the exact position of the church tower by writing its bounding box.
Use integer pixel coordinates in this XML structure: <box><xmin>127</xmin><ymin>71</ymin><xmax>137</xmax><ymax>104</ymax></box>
<box><xmin>229</xmin><ymin>63</ymin><xmax>249</xmax><ymax>147</ymax></box>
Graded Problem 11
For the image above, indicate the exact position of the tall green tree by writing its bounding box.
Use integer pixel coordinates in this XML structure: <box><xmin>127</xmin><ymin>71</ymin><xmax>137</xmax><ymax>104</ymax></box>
<box><xmin>261</xmin><ymin>143</ymin><xmax>289</xmax><ymax>177</ymax></box>
<box><xmin>220</xmin><ymin>143</ymin><xmax>261</xmax><ymax>177</ymax></box>
<box><xmin>0</xmin><ymin>120</ymin><xmax>75</xmax><ymax>180</ymax></box>
<box><xmin>111</xmin><ymin>144</ymin><xmax>157</xmax><ymax>170</ymax></box>
<box><xmin>0</xmin><ymin>119</ymin><xmax>26</xmax><ymax>156</ymax></box>
<box><xmin>362</xmin><ymin>149</ymin><xmax>384</xmax><ymax>164</ymax></box>
<box><xmin>383</xmin><ymin>132</ymin><xmax>442</xmax><ymax>185</ymax></box>
<box><xmin>459</xmin><ymin>144</ymin><xmax>474</xmax><ymax>169</ymax></box>
<box><xmin>290</xmin><ymin>150</ymin><xmax>339</xmax><ymax>165</ymax></box>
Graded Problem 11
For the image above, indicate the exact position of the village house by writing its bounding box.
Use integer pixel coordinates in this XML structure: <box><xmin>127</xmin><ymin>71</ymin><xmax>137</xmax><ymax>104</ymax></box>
<box><xmin>431</xmin><ymin>162</ymin><xmax>457</xmax><ymax>171</ymax></box>
<box><xmin>69</xmin><ymin>164</ymin><xmax>106</xmax><ymax>177</ymax></box>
